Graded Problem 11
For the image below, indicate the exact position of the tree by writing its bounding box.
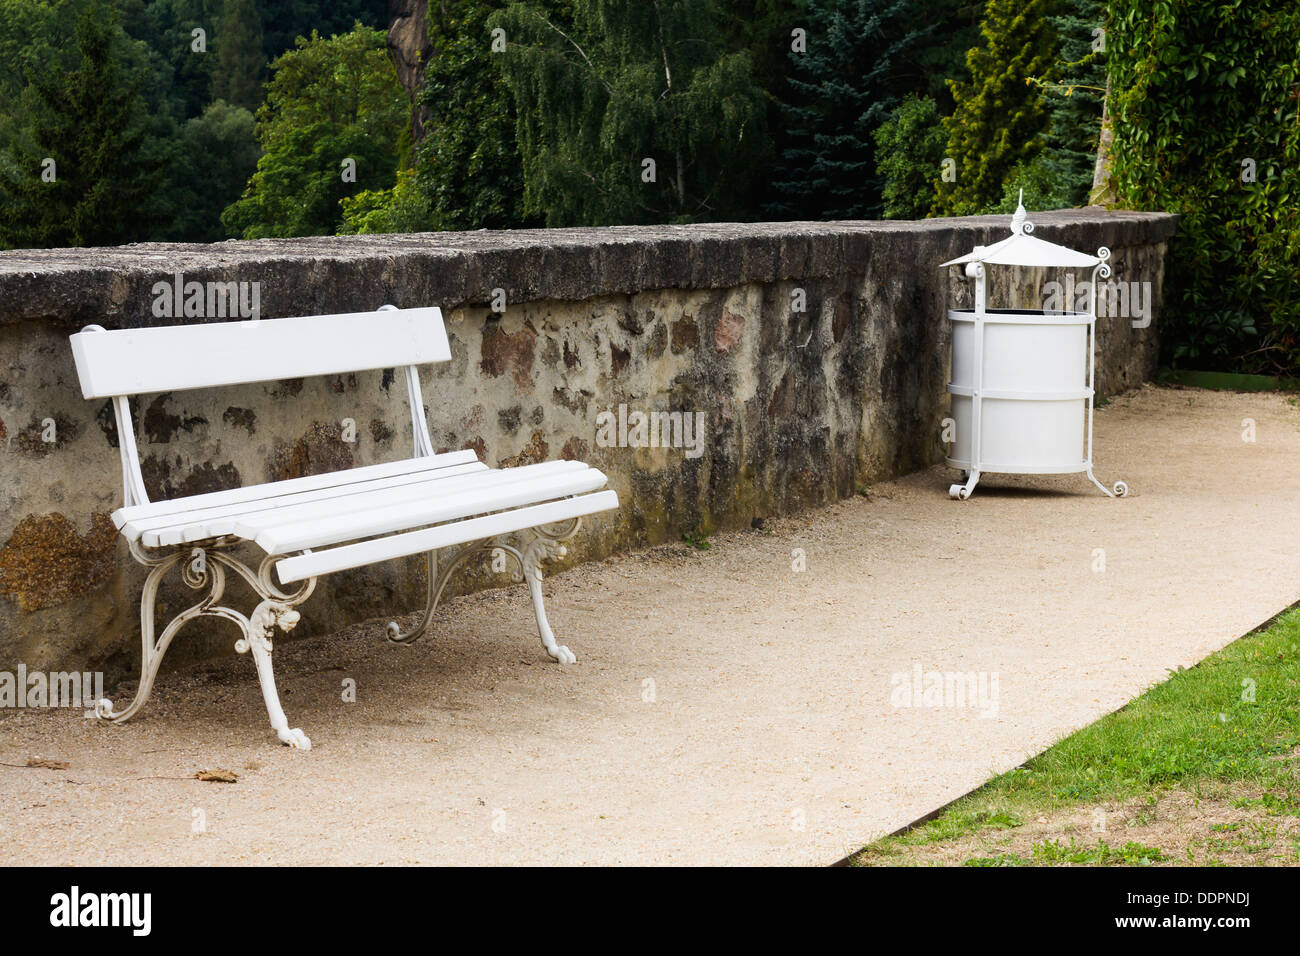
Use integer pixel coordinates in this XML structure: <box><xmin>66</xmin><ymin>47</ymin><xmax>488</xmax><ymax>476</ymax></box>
<box><xmin>895</xmin><ymin>0</ymin><xmax>982</xmax><ymax>107</ymax></box>
<box><xmin>932</xmin><ymin>0</ymin><xmax>1055</xmax><ymax>216</ymax></box>
<box><xmin>1037</xmin><ymin>0</ymin><xmax>1106</xmax><ymax>208</ymax></box>
<box><xmin>212</xmin><ymin>0</ymin><xmax>265</xmax><ymax>111</ymax></box>
<box><xmin>142</xmin><ymin>0</ymin><xmax>223</xmax><ymax>120</ymax></box>
<box><xmin>164</xmin><ymin>100</ymin><xmax>261</xmax><ymax>241</ymax></box>
<box><xmin>339</xmin><ymin>166</ymin><xmax>432</xmax><ymax>233</ymax></box>
<box><xmin>1107</xmin><ymin>0</ymin><xmax>1300</xmax><ymax>373</ymax></box>
<box><xmin>766</xmin><ymin>0</ymin><xmax>933</xmax><ymax>220</ymax></box>
<box><xmin>411</xmin><ymin>0</ymin><xmax>536</xmax><ymax>231</ymax></box>
<box><xmin>0</xmin><ymin>0</ymin><xmax>170</xmax><ymax>248</ymax></box>
<box><xmin>491</xmin><ymin>0</ymin><xmax>766</xmax><ymax>226</ymax></box>
<box><xmin>259</xmin><ymin>0</ymin><xmax>390</xmax><ymax>62</ymax></box>
<box><xmin>873</xmin><ymin>93</ymin><xmax>945</xmax><ymax>219</ymax></box>
<box><xmin>221</xmin><ymin>24</ymin><xmax>408</xmax><ymax>238</ymax></box>
<box><xmin>714</xmin><ymin>0</ymin><xmax>796</xmax><ymax>215</ymax></box>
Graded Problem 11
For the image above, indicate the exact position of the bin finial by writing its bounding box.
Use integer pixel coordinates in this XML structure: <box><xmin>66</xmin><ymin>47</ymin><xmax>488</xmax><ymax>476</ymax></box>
<box><xmin>1010</xmin><ymin>189</ymin><xmax>1033</xmax><ymax>235</ymax></box>
<box><xmin>1008</xmin><ymin>189</ymin><xmax>1029</xmax><ymax>236</ymax></box>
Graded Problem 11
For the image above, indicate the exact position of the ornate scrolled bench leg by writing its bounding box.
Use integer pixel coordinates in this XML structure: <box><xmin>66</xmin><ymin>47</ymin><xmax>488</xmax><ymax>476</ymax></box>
<box><xmin>386</xmin><ymin>545</ymin><xmax>487</xmax><ymax>645</ymax></box>
<box><xmin>95</xmin><ymin>548</ymin><xmax>190</xmax><ymax>725</ymax></box>
<box><xmin>239</xmin><ymin>601</ymin><xmax>310</xmax><ymax>750</ymax></box>
<box><xmin>382</xmin><ymin>522</ymin><xmax>582</xmax><ymax>664</ymax></box>
<box><xmin>97</xmin><ymin>542</ymin><xmax>318</xmax><ymax>749</ymax></box>
<box><xmin>520</xmin><ymin>520</ymin><xmax>581</xmax><ymax>665</ymax></box>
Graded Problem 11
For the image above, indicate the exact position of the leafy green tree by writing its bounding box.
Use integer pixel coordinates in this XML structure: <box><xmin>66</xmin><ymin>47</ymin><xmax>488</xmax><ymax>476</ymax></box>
<box><xmin>767</xmin><ymin>0</ymin><xmax>933</xmax><ymax>220</ymax></box>
<box><xmin>221</xmin><ymin>24</ymin><xmax>408</xmax><ymax>238</ymax></box>
<box><xmin>213</xmin><ymin>0</ymin><xmax>265</xmax><ymax>110</ymax></box>
<box><xmin>411</xmin><ymin>0</ymin><xmax>535</xmax><ymax>231</ymax></box>
<box><xmin>163</xmin><ymin>100</ymin><xmax>261</xmax><ymax>240</ymax></box>
<box><xmin>873</xmin><ymin>93</ymin><xmax>945</xmax><ymax>219</ymax></box>
<box><xmin>491</xmin><ymin>0</ymin><xmax>766</xmax><ymax>226</ymax></box>
<box><xmin>0</xmin><ymin>0</ymin><xmax>171</xmax><ymax>248</ymax></box>
<box><xmin>340</xmin><ymin>167</ymin><xmax>433</xmax><ymax>233</ymax></box>
<box><xmin>932</xmin><ymin>0</ymin><xmax>1055</xmax><ymax>216</ymax></box>
<box><xmin>0</xmin><ymin>0</ymin><xmax>83</xmax><ymax>100</ymax></box>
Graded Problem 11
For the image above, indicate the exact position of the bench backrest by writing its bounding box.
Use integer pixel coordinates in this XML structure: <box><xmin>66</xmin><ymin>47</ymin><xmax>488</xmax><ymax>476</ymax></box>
<box><xmin>70</xmin><ymin>306</ymin><xmax>449</xmax><ymax>400</ymax></box>
<box><xmin>69</xmin><ymin>306</ymin><xmax>449</xmax><ymax>510</ymax></box>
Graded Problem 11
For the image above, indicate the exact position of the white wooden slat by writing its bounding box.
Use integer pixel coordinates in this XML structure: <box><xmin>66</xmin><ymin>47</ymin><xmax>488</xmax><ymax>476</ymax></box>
<box><xmin>254</xmin><ymin>466</ymin><xmax>609</xmax><ymax>554</ymax></box>
<box><xmin>70</xmin><ymin>307</ymin><xmax>450</xmax><ymax>400</ymax></box>
<box><xmin>137</xmin><ymin>463</ymin><xmax>488</xmax><ymax>546</ymax></box>
<box><xmin>114</xmin><ymin>449</ymin><xmax>480</xmax><ymax>530</ymax></box>
<box><xmin>274</xmin><ymin>490</ymin><xmax>620</xmax><ymax>584</ymax></box>
<box><xmin>138</xmin><ymin>461</ymin><xmax>495</xmax><ymax>547</ymax></box>
<box><xmin>231</xmin><ymin>460</ymin><xmax>588</xmax><ymax>538</ymax></box>
<box><xmin>126</xmin><ymin>457</ymin><xmax>488</xmax><ymax>541</ymax></box>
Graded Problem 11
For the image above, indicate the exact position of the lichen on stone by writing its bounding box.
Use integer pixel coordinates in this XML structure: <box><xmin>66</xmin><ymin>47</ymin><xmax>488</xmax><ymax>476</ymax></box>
<box><xmin>0</xmin><ymin>513</ymin><xmax>117</xmax><ymax>612</ymax></box>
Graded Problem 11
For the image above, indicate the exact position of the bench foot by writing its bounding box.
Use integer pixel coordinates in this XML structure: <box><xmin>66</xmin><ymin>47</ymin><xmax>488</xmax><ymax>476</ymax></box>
<box><xmin>99</xmin><ymin>541</ymin><xmax>317</xmax><ymax>749</ymax></box>
<box><xmin>239</xmin><ymin>601</ymin><xmax>311</xmax><ymax>751</ymax></box>
<box><xmin>521</xmin><ymin>531</ymin><xmax>576</xmax><ymax>664</ymax></box>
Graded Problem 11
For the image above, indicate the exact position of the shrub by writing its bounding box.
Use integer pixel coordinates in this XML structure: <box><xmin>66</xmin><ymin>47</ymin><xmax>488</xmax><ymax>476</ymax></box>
<box><xmin>1107</xmin><ymin>0</ymin><xmax>1300</xmax><ymax>373</ymax></box>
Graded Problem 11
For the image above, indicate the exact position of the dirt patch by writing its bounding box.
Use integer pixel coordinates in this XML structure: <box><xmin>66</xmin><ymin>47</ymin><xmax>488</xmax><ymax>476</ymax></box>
<box><xmin>858</xmin><ymin>785</ymin><xmax>1300</xmax><ymax>866</ymax></box>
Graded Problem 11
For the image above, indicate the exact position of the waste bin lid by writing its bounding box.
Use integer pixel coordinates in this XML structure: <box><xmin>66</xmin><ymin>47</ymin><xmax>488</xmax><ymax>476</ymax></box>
<box><xmin>939</xmin><ymin>193</ymin><xmax>1104</xmax><ymax>269</ymax></box>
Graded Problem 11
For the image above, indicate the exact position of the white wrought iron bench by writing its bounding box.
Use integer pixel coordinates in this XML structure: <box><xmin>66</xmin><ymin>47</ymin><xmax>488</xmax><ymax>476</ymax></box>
<box><xmin>69</xmin><ymin>305</ymin><xmax>618</xmax><ymax>750</ymax></box>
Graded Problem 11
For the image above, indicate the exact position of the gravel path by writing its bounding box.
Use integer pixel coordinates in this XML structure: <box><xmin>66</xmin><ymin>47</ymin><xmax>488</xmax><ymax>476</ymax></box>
<box><xmin>2</xmin><ymin>385</ymin><xmax>1296</xmax><ymax>865</ymax></box>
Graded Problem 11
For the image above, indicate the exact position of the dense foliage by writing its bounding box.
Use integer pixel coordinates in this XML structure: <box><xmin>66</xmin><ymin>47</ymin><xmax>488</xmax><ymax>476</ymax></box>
<box><xmin>1107</xmin><ymin>0</ymin><xmax>1300</xmax><ymax>374</ymax></box>
<box><xmin>0</xmin><ymin>1</ymin><xmax>168</xmax><ymax>246</ymax></box>
<box><xmin>0</xmin><ymin>0</ymin><xmax>392</xmax><ymax>248</ymax></box>
<box><xmin>767</xmin><ymin>0</ymin><xmax>975</xmax><ymax>220</ymax></box>
<box><xmin>767</xmin><ymin>0</ymin><xmax>925</xmax><ymax>220</ymax></box>
<box><xmin>222</xmin><ymin>25</ymin><xmax>408</xmax><ymax>238</ymax></box>
<box><xmin>487</xmin><ymin>0</ymin><xmax>767</xmax><ymax>226</ymax></box>
<box><xmin>0</xmin><ymin>0</ymin><xmax>1293</xmax><ymax>375</ymax></box>
<box><xmin>931</xmin><ymin>0</ymin><xmax>1055</xmax><ymax>216</ymax></box>
<box><xmin>873</xmin><ymin>93</ymin><xmax>945</xmax><ymax>219</ymax></box>
<box><xmin>414</xmin><ymin>0</ymin><xmax>536</xmax><ymax>230</ymax></box>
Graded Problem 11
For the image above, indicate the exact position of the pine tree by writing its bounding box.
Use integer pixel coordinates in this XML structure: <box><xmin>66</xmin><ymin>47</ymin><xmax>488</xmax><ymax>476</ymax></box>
<box><xmin>491</xmin><ymin>0</ymin><xmax>766</xmax><ymax>226</ymax></box>
<box><xmin>0</xmin><ymin>0</ymin><xmax>167</xmax><ymax>248</ymax></box>
<box><xmin>1039</xmin><ymin>0</ymin><xmax>1105</xmax><ymax>207</ymax></box>
<box><xmin>932</xmin><ymin>0</ymin><xmax>1055</xmax><ymax>216</ymax></box>
<box><xmin>764</xmin><ymin>0</ymin><xmax>950</xmax><ymax>220</ymax></box>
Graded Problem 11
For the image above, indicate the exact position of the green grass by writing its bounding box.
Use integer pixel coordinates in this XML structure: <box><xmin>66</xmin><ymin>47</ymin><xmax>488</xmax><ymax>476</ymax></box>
<box><xmin>856</xmin><ymin>606</ymin><xmax>1300</xmax><ymax>862</ymax></box>
<box><xmin>1157</xmin><ymin>369</ymin><xmax>1300</xmax><ymax>393</ymax></box>
<box><xmin>964</xmin><ymin>839</ymin><xmax>1165</xmax><ymax>867</ymax></box>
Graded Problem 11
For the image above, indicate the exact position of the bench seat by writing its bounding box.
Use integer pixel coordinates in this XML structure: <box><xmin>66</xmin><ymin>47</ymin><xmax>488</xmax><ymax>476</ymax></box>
<box><xmin>114</xmin><ymin>454</ymin><xmax>613</xmax><ymax>583</ymax></box>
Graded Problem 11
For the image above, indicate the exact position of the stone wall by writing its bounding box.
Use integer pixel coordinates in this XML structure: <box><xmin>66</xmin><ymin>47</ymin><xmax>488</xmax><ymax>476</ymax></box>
<box><xmin>0</xmin><ymin>210</ymin><xmax>1178</xmax><ymax>675</ymax></box>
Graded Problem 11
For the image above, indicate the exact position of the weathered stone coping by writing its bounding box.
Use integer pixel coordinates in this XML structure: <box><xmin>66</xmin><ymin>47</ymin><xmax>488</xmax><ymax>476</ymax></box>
<box><xmin>0</xmin><ymin>210</ymin><xmax>1179</xmax><ymax>329</ymax></box>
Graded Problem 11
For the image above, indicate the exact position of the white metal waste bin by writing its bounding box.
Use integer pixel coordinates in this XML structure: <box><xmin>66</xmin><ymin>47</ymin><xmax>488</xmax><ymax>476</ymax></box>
<box><xmin>940</xmin><ymin>198</ymin><xmax>1128</xmax><ymax>500</ymax></box>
